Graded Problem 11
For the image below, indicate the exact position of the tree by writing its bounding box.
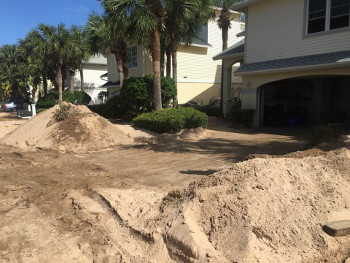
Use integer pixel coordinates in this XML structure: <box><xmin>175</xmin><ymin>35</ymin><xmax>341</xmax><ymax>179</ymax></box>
<box><xmin>164</xmin><ymin>0</ymin><xmax>213</xmax><ymax>106</ymax></box>
<box><xmin>66</xmin><ymin>25</ymin><xmax>91</xmax><ymax>91</ymax></box>
<box><xmin>86</xmin><ymin>13</ymin><xmax>128</xmax><ymax>86</ymax></box>
<box><xmin>101</xmin><ymin>0</ymin><xmax>166</xmax><ymax>111</ymax></box>
<box><xmin>37</xmin><ymin>23</ymin><xmax>70</xmax><ymax>102</ymax></box>
<box><xmin>0</xmin><ymin>44</ymin><xmax>28</xmax><ymax>99</ymax></box>
<box><xmin>216</xmin><ymin>0</ymin><xmax>236</xmax><ymax>51</ymax></box>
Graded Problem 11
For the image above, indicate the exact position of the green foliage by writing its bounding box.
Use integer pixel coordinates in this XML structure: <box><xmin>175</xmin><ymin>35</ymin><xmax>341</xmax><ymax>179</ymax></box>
<box><xmin>228</xmin><ymin>108</ymin><xmax>255</xmax><ymax>127</ymax></box>
<box><xmin>89</xmin><ymin>95</ymin><xmax>126</xmax><ymax>119</ymax></box>
<box><xmin>90</xmin><ymin>75</ymin><xmax>177</xmax><ymax>120</ymax></box>
<box><xmin>181</xmin><ymin>103</ymin><xmax>221</xmax><ymax>117</ymax></box>
<box><xmin>37</xmin><ymin>91</ymin><xmax>91</xmax><ymax>109</ymax></box>
<box><xmin>133</xmin><ymin>108</ymin><xmax>208</xmax><ymax>133</ymax></box>
<box><xmin>307</xmin><ymin>125</ymin><xmax>343</xmax><ymax>146</ymax></box>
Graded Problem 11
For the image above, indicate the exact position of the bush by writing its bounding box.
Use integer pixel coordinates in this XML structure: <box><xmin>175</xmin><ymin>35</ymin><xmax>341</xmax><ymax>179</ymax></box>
<box><xmin>37</xmin><ymin>91</ymin><xmax>91</xmax><ymax>109</ymax></box>
<box><xmin>307</xmin><ymin>125</ymin><xmax>342</xmax><ymax>146</ymax></box>
<box><xmin>90</xmin><ymin>76</ymin><xmax>177</xmax><ymax>120</ymax></box>
<box><xmin>133</xmin><ymin>107</ymin><xmax>208</xmax><ymax>133</ymax></box>
<box><xmin>228</xmin><ymin>108</ymin><xmax>255</xmax><ymax>127</ymax></box>
<box><xmin>89</xmin><ymin>95</ymin><xmax>126</xmax><ymax>119</ymax></box>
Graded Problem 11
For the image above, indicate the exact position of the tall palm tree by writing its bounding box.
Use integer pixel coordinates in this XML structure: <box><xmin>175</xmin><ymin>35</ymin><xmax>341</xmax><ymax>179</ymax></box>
<box><xmin>216</xmin><ymin>0</ymin><xmax>236</xmax><ymax>51</ymax></box>
<box><xmin>66</xmin><ymin>25</ymin><xmax>91</xmax><ymax>91</ymax></box>
<box><xmin>86</xmin><ymin>13</ymin><xmax>128</xmax><ymax>86</ymax></box>
<box><xmin>101</xmin><ymin>0</ymin><xmax>166</xmax><ymax>111</ymax></box>
<box><xmin>37</xmin><ymin>23</ymin><xmax>70</xmax><ymax>102</ymax></box>
<box><xmin>164</xmin><ymin>0</ymin><xmax>213</xmax><ymax>105</ymax></box>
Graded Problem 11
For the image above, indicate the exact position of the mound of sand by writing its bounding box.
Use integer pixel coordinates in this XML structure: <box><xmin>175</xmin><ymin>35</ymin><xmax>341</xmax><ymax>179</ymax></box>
<box><xmin>157</xmin><ymin>146</ymin><xmax>350</xmax><ymax>262</ymax></box>
<box><xmin>0</xmin><ymin>104</ymin><xmax>133</xmax><ymax>153</ymax></box>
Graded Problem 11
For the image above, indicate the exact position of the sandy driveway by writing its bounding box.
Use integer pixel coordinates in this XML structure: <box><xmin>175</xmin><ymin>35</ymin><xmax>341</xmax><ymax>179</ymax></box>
<box><xmin>0</xmin><ymin>114</ymin><xmax>308</xmax><ymax>262</ymax></box>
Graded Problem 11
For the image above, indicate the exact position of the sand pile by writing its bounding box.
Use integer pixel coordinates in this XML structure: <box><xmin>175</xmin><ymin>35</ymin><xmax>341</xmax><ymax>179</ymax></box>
<box><xmin>0</xmin><ymin>104</ymin><xmax>133</xmax><ymax>153</ymax></box>
<box><xmin>158</xmin><ymin>146</ymin><xmax>350</xmax><ymax>262</ymax></box>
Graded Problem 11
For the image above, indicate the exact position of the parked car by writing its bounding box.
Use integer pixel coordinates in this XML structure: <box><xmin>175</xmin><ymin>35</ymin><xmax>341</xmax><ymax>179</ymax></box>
<box><xmin>1</xmin><ymin>99</ymin><xmax>32</xmax><ymax>112</ymax></box>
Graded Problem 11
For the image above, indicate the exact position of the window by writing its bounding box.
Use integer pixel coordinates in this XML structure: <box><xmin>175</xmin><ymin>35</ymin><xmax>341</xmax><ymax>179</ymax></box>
<box><xmin>307</xmin><ymin>0</ymin><xmax>350</xmax><ymax>34</ymax></box>
<box><xmin>127</xmin><ymin>46</ymin><xmax>137</xmax><ymax>68</ymax></box>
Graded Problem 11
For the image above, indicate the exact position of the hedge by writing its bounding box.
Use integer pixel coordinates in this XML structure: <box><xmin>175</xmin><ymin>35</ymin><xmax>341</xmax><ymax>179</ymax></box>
<box><xmin>228</xmin><ymin>108</ymin><xmax>255</xmax><ymax>127</ymax></box>
<box><xmin>133</xmin><ymin>107</ymin><xmax>208</xmax><ymax>133</ymax></box>
<box><xmin>37</xmin><ymin>91</ymin><xmax>91</xmax><ymax>109</ymax></box>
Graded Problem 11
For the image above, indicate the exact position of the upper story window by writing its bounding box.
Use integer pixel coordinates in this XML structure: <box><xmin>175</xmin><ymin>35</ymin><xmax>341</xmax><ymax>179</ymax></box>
<box><xmin>127</xmin><ymin>46</ymin><xmax>137</xmax><ymax>68</ymax></box>
<box><xmin>307</xmin><ymin>0</ymin><xmax>350</xmax><ymax>34</ymax></box>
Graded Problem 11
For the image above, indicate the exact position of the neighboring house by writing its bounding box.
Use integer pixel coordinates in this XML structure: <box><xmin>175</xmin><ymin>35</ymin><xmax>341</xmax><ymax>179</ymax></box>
<box><xmin>105</xmin><ymin>8</ymin><xmax>245</xmax><ymax>105</ymax></box>
<box><xmin>216</xmin><ymin>0</ymin><xmax>350</xmax><ymax>127</ymax></box>
<box><xmin>67</xmin><ymin>54</ymin><xmax>108</xmax><ymax>105</ymax></box>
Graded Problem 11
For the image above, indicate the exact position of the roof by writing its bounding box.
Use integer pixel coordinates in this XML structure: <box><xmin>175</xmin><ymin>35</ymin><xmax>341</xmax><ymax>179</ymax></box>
<box><xmin>101</xmin><ymin>81</ymin><xmax>120</xmax><ymax>88</ymax></box>
<box><xmin>191</xmin><ymin>37</ymin><xmax>212</xmax><ymax>48</ymax></box>
<box><xmin>231</xmin><ymin>0</ymin><xmax>265</xmax><ymax>11</ymax></box>
<box><xmin>235</xmin><ymin>50</ymin><xmax>350</xmax><ymax>75</ymax></box>
<box><xmin>213</xmin><ymin>39</ymin><xmax>245</xmax><ymax>60</ymax></box>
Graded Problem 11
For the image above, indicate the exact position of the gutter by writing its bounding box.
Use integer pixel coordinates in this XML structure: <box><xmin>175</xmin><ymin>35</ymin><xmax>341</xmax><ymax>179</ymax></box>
<box><xmin>235</xmin><ymin>61</ymin><xmax>350</xmax><ymax>76</ymax></box>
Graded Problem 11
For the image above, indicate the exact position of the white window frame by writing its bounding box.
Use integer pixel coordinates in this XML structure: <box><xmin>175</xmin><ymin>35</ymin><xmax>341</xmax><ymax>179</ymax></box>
<box><xmin>127</xmin><ymin>46</ymin><xmax>138</xmax><ymax>68</ymax></box>
<box><xmin>306</xmin><ymin>0</ymin><xmax>350</xmax><ymax>35</ymax></box>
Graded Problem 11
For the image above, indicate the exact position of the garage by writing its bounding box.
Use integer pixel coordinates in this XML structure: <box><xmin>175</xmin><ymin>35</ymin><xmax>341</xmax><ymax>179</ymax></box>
<box><xmin>260</xmin><ymin>75</ymin><xmax>350</xmax><ymax>127</ymax></box>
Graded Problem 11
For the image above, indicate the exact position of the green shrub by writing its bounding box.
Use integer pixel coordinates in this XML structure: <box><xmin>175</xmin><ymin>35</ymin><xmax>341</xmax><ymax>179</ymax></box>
<box><xmin>307</xmin><ymin>125</ymin><xmax>342</xmax><ymax>146</ymax></box>
<box><xmin>133</xmin><ymin>107</ymin><xmax>208</xmax><ymax>133</ymax></box>
<box><xmin>121</xmin><ymin>76</ymin><xmax>177</xmax><ymax>115</ymax></box>
<box><xmin>37</xmin><ymin>91</ymin><xmax>91</xmax><ymax>109</ymax></box>
<box><xmin>89</xmin><ymin>95</ymin><xmax>126</xmax><ymax>119</ymax></box>
<box><xmin>228</xmin><ymin>108</ymin><xmax>255</xmax><ymax>126</ymax></box>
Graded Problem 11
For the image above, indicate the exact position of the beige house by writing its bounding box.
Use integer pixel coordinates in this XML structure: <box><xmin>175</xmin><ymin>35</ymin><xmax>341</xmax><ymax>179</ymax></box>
<box><xmin>218</xmin><ymin>0</ymin><xmax>350</xmax><ymax>127</ymax></box>
<box><xmin>105</xmin><ymin>8</ymin><xmax>245</xmax><ymax>105</ymax></box>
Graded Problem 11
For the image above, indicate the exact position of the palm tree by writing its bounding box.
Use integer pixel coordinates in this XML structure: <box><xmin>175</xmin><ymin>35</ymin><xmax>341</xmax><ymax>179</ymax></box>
<box><xmin>86</xmin><ymin>13</ymin><xmax>128</xmax><ymax>86</ymax></box>
<box><xmin>66</xmin><ymin>25</ymin><xmax>91</xmax><ymax>91</ymax></box>
<box><xmin>101</xmin><ymin>0</ymin><xmax>166</xmax><ymax>111</ymax></box>
<box><xmin>164</xmin><ymin>0</ymin><xmax>213</xmax><ymax>105</ymax></box>
<box><xmin>216</xmin><ymin>0</ymin><xmax>236</xmax><ymax>51</ymax></box>
<box><xmin>37</xmin><ymin>23</ymin><xmax>70</xmax><ymax>101</ymax></box>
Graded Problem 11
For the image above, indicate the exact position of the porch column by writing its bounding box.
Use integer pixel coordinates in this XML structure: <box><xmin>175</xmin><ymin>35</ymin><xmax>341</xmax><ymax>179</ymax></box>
<box><xmin>222</xmin><ymin>59</ymin><xmax>233</xmax><ymax>117</ymax></box>
<box><xmin>242</xmin><ymin>79</ymin><xmax>259</xmax><ymax>127</ymax></box>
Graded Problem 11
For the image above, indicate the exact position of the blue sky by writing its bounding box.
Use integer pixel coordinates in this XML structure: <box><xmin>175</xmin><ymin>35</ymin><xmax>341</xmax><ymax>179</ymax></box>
<box><xmin>0</xmin><ymin>0</ymin><xmax>103</xmax><ymax>46</ymax></box>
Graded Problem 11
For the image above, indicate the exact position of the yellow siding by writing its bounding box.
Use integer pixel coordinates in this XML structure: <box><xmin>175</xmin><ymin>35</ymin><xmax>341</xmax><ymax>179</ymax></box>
<box><xmin>177</xmin><ymin>83</ymin><xmax>221</xmax><ymax>105</ymax></box>
<box><xmin>246</xmin><ymin>0</ymin><xmax>350</xmax><ymax>63</ymax></box>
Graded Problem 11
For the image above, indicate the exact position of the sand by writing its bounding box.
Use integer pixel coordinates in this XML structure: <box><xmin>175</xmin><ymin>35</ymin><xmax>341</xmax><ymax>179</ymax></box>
<box><xmin>0</xmin><ymin>108</ymin><xmax>349</xmax><ymax>262</ymax></box>
<box><xmin>0</xmin><ymin>104</ymin><xmax>134</xmax><ymax>153</ymax></box>
<box><xmin>157</xmin><ymin>144</ymin><xmax>350</xmax><ymax>263</ymax></box>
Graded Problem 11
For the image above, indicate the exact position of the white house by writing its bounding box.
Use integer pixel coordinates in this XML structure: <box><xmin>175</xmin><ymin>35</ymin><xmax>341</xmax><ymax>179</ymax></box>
<box><xmin>216</xmin><ymin>0</ymin><xmax>350</xmax><ymax>127</ymax></box>
<box><xmin>68</xmin><ymin>54</ymin><xmax>108</xmax><ymax>105</ymax></box>
<box><xmin>105</xmin><ymin>8</ymin><xmax>245</xmax><ymax>105</ymax></box>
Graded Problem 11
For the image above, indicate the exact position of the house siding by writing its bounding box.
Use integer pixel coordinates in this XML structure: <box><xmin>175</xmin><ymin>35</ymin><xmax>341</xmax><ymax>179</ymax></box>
<box><xmin>176</xmin><ymin>12</ymin><xmax>243</xmax><ymax>84</ymax></box>
<box><xmin>246</xmin><ymin>0</ymin><xmax>350</xmax><ymax>63</ymax></box>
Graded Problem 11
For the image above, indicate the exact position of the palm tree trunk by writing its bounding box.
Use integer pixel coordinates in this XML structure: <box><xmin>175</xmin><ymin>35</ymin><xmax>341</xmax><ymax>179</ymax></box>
<box><xmin>166</xmin><ymin>48</ymin><xmax>171</xmax><ymax>78</ymax></box>
<box><xmin>69</xmin><ymin>71</ymin><xmax>75</xmax><ymax>92</ymax></box>
<box><xmin>119</xmin><ymin>38</ymin><xmax>129</xmax><ymax>79</ymax></box>
<box><xmin>42</xmin><ymin>73</ymin><xmax>48</xmax><ymax>96</ymax></box>
<box><xmin>160</xmin><ymin>49</ymin><xmax>165</xmax><ymax>77</ymax></box>
<box><xmin>150</xmin><ymin>29</ymin><xmax>162</xmax><ymax>111</ymax></box>
<box><xmin>171</xmin><ymin>41</ymin><xmax>178</xmax><ymax>107</ymax></box>
<box><xmin>222</xmin><ymin>25</ymin><xmax>229</xmax><ymax>50</ymax></box>
<box><xmin>80</xmin><ymin>66</ymin><xmax>84</xmax><ymax>91</ymax></box>
<box><xmin>116</xmin><ymin>55</ymin><xmax>124</xmax><ymax>87</ymax></box>
<box><xmin>57</xmin><ymin>66</ymin><xmax>63</xmax><ymax>102</ymax></box>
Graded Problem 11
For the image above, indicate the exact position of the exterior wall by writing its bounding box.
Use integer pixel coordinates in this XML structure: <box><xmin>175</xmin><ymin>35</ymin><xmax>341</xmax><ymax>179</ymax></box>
<box><xmin>246</xmin><ymin>0</ymin><xmax>350</xmax><ymax>63</ymax></box>
<box><xmin>74</xmin><ymin>64</ymin><xmax>107</xmax><ymax>89</ymax></box>
<box><xmin>241</xmin><ymin>66</ymin><xmax>350</xmax><ymax>127</ymax></box>
<box><xmin>176</xmin><ymin>11</ymin><xmax>243</xmax><ymax>84</ymax></box>
<box><xmin>83</xmin><ymin>87</ymin><xmax>107</xmax><ymax>105</ymax></box>
<box><xmin>177</xmin><ymin>83</ymin><xmax>221</xmax><ymax>105</ymax></box>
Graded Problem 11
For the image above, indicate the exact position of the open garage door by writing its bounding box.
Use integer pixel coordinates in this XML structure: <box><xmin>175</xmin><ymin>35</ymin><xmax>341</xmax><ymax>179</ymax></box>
<box><xmin>260</xmin><ymin>76</ymin><xmax>350</xmax><ymax>127</ymax></box>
